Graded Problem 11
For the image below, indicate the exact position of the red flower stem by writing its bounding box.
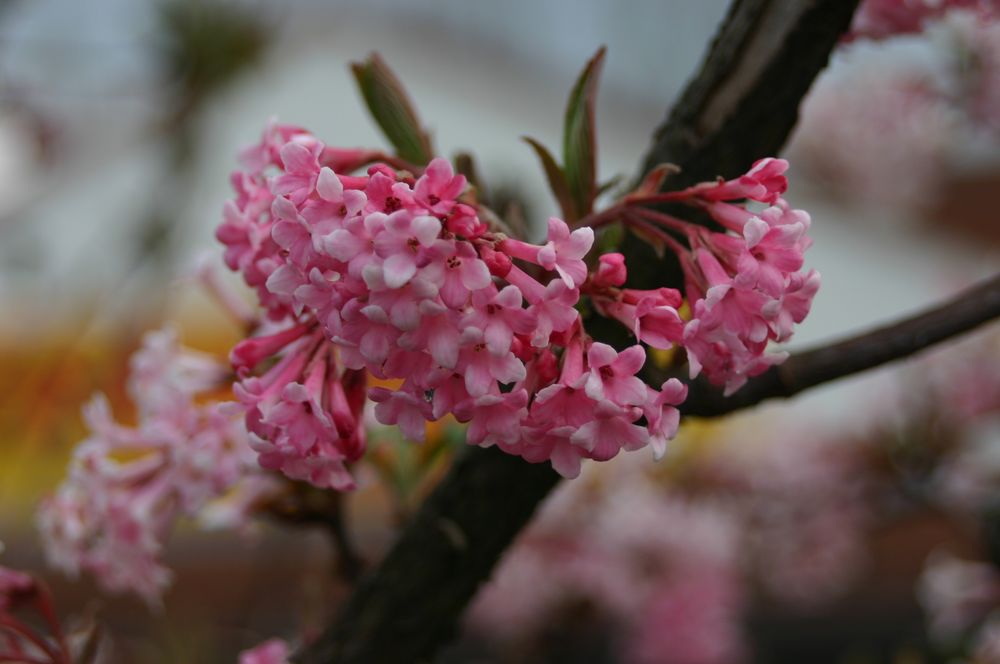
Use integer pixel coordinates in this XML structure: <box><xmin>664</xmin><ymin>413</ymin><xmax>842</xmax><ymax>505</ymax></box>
<box><xmin>576</xmin><ymin>203</ymin><xmax>628</xmax><ymax>229</ymax></box>
<box><xmin>628</xmin><ymin>206</ymin><xmax>695</xmax><ymax>236</ymax></box>
<box><xmin>623</xmin><ymin>190</ymin><xmax>695</xmax><ymax>205</ymax></box>
<box><xmin>624</xmin><ymin>214</ymin><xmax>689</xmax><ymax>258</ymax></box>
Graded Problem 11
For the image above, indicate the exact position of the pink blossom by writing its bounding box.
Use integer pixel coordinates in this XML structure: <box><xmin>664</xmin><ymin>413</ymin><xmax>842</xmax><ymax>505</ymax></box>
<box><xmin>335</xmin><ymin>300</ymin><xmax>400</xmax><ymax>370</ymax></box>
<box><xmin>457</xmin><ymin>328</ymin><xmax>527</xmax><ymax>396</ymax></box>
<box><xmin>571</xmin><ymin>399</ymin><xmax>649</xmax><ymax>461</ymax></box>
<box><xmin>763</xmin><ymin>269</ymin><xmax>821</xmax><ymax>342</ymax></box>
<box><xmin>680</xmin><ymin>157</ymin><xmax>789</xmax><ymax>204</ymax></box>
<box><xmin>40</xmin><ymin>327</ymin><xmax>281</xmax><ymax>604</ymax></box>
<box><xmin>593</xmin><ymin>289</ymin><xmax>685</xmax><ymax>349</ymax></box>
<box><xmin>583</xmin><ymin>342</ymin><xmax>648</xmax><ymax>406</ymax></box>
<box><xmin>369</xmin><ymin>386</ymin><xmax>432</xmax><ymax>442</ymax></box>
<box><xmin>420</xmin><ymin>239</ymin><xmax>492</xmax><ymax>308</ymax></box>
<box><xmin>373</xmin><ymin>212</ymin><xmax>442</xmax><ymax>288</ymax></box>
<box><xmin>644</xmin><ymin>379</ymin><xmax>688</xmax><ymax>460</ymax></box>
<box><xmin>683</xmin><ymin>306</ymin><xmax>785</xmax><ymax>395</ymax></box>
<box><xmin>321</xmin><ymin>213</ymin><xmax>379</xmax><ymax>279</ymax></box>
<box><xmin>460</xmin><ymin>285</ymin><xmax>535</xmax><ymax>356</ymax></box>
<box><xmin>454</xmin><ymin>389</ymin><xmax>529</xmax><ymax>449</ymax></box>
<box><xmin>536</xmin><ymin>217</ymin><xmax>595</xmax><ymax>287</ymax></box>
<box><xmin>397</xmin><ymin>299</ymin><xmax>462</xmax><ymax>369</ymax></box>
<box><xmin>521</xmin><ymin>382</ymin><xmax>597</xmax><ymax>478</ymax></box>
<box><xmin>271</xmin><ymin>139</ymin><xmax>323</xmax><ymax>205</ymax></box>
<box><xmin>592</xmin><ymin>252</ymin><xmax>627</xmax><ymax>287</ymax></box>
<box><xmin>521</xmin><ymin>277</ymin><xmax>581</xmax><ymax>348</ymax></box>
<box><xmin>413</xmin><ymin>157</ymin><xmax>467</xmax><ymax>214</ymax></box>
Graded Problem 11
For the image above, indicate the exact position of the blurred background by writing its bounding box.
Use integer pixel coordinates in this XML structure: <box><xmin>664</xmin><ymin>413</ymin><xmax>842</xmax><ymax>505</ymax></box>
<box><xmin>0</xmin><ymin>0</ymin><xmax>998</xmax><ymax>662</ymax></box>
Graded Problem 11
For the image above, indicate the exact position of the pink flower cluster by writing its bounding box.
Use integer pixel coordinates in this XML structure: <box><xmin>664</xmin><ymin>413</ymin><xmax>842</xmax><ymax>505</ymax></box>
<box><xmin>218</xmin><ymin>124</ymin><xmax>817</xmax><ymax>484</ymax></box>
<box><xmin>594</xmin><ymin>158</ymin><xmax>819</xmax><ymax>394</ymax></box>
<box><xmin>37</xmin><ymin>328</ymin><xmax>279</xmax><ymax>604</ymax></box>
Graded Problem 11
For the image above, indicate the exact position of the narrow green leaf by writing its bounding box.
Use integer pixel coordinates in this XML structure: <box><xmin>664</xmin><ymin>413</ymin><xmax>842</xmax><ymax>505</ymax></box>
<box><xmin>563</xmin><ymin>46</ymin><xmax>606</xmax><ymax>219</ymax></box>
<box><xmin>523</xmin><ymin>136</ymin><xmax>577</xmax><ymax>222</ymax></box>
<box><xmin>351</xmin><ymin>53</ymin><xmax>434</xmax><ymax>165</ymax></box>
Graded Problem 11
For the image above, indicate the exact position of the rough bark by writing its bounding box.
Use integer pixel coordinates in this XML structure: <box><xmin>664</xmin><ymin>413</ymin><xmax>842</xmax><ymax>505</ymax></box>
<box><xmin>295</xmin><ymin>447</ymin><xmax>560</xmax><ymax>663</ymax></box>
<box><xmin>295</xmin><ymin>1</ymin><xmax>890</xmax><ymax>661</ymax></box>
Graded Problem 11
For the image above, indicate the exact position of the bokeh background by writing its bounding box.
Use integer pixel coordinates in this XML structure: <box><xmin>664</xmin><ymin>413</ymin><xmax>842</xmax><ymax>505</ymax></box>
<box><xmin>0</xmin><ymin>0</ymin><xmax>999</xmax><ymax>662</ymax></box>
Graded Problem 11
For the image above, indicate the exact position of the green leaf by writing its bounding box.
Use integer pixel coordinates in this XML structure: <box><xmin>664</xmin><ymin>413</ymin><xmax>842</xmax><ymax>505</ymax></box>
<box><xmin>523</xmin><ymin>136</ymin><xmax>577</xmax><ymax>222</ymax></box>
<box><xmin>562</xmin><ymin>46</ymin><xmax>605</xmax><ymax>219</ymax></box>
<box><xmin>351</xmin><ymin>53</ymin><xmax>434</xmax><ymax>165</ymax></box>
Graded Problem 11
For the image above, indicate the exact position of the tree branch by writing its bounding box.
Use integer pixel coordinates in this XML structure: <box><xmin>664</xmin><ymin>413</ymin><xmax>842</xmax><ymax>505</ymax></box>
<box><xmin>682</xmin><ymin>272</ymin><xmax>1000</xmax><ymax>417</ymax></box>
<box><xmin>297</xmin><ymin>1</ymin><xmax>869</xmax><ymax>661</ymax></box>
<box><xmin>295</xmin><ymin>447</ymin><xmax>560</xmax><ymax>663</ymax></box>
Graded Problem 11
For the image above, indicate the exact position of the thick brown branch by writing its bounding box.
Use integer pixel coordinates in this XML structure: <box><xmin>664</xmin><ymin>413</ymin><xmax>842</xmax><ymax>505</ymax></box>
<box><xmin>295</xmin><ymin>447</ymin><xmax>560</xmax><ymax>663</ymax></box>
<box><xmin>682</xmin><ymin>273</ymin><xmax>1000</xmax><ymax>417</ymax></box>
<box><xmin>297</xmin><ymin>1</ymin><xmax>863</xmax><ymax>661</ymax></box>
<box><xmin>639</xmin><ymin>0</ymin><xmax>860</xmax><ymax>187</ymax></box>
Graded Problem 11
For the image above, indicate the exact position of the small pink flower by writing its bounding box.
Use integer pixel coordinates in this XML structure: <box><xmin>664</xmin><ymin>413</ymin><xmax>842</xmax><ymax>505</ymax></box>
<box><xmin>454</xmin><ymin>389</ymin><xmax>529</xmax><ymax>448</ymax></box>
<box><xmin>457</xmin><ymin>328</ymin><xmax>527</xmax><ymax>396</ymax></box>
<box><xmin>583</xmin><ymin>342</ymin><xmax>648</xmax><ymax>407</ymax></box>
<box><xmin>369</xmin><ymin>386</ymin><xmax>432</xmax><ymax>442</ymax></box>
<box><xmin>413</xmin><ymin>157</ymin><xmax>466</xmax><ymax>214</ymax></box>
<box><xmin>461</xmin><ymin>285</ymin><xmax>535</xmax><ymax>356</ymax></box>
<box><xmin>536</xmin><ymin>217</ymin><xmax>595</xmax><ymax>288</ymax></box>
<box><xmin>373</xmin><ymin>212</ymin><xmax>442</xmax><ymax>289</ymax></box>
<box><xmin>643</xmin><ymin>379</ymin><xmax>688</xmax><ymax>460</ymax></box>
<box><xmin>336</xmin><ymin>300</ymin><xmax>401</xmax><ymax>370</ymax></box>
<box><xmin>397</xmin><ymin>299</ymin><xmax>462</xmax><ymax>369</ymax></box>
<box><xmin>763</xmin><ymin>269</ymin><xmax>821</xmax><ymax>342</ymax></box>
<box><xmin>521</xmin><ymin>278</ymin><xmax>581</xmax><ymax>348</ymax></box>
<box><xmin>421</xmin><ymin>239</ymin><xmax>492</xmax><ymax>308</ymax></box>
<box><xmin>592</xmin><ymin>252</ymin><xmax>627</xmax><ymax>287</ymax></box>
<box><xmin>520</xmin><ymin>381</ymin><xmax>598</xmax><ymax>477</ymax></box>
<box><xmin>570</xmin><ymin>399</ymin><xmax>648</xmax><ymax>461</ymax></box>
<box><xmin>430</xmin><ymin>371</ymin><xmax>471</xmax><ymax>420</ymax></box>
<box><xmin>271</xmin><ymin>139</ymin><xmax>324</xmax><ymax>205</ymax></box>
<box><xmin>322</xmin><ymin>213</ymin><xmax>379</xmax><ymax>279</ymax></box>
<box><xmin>684</xmin><ymin>157</ymin><xmax>789</xmax><ymax>204</ymax></box>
